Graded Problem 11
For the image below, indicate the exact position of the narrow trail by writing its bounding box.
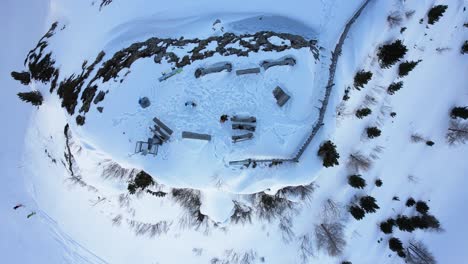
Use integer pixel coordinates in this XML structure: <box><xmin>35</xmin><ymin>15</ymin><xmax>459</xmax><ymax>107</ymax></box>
<box><xmin>230</xmin><ymin>0</ymin><xmax>373</xmax><ymax>165</ymax></box>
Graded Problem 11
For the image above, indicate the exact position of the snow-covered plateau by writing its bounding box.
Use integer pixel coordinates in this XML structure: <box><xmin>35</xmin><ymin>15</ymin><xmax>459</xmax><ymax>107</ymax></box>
<box><xmin>1</xmin><ymin>0</ymin><xmax>467</xmax><ymax>263</ymax></box>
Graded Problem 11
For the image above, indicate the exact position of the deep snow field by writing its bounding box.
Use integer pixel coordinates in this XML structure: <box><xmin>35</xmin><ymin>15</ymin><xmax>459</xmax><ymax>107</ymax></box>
<box><xmin>2</xmin><ymin>0</ymin><xmax>468</xmax><ymax>263</ymax></box>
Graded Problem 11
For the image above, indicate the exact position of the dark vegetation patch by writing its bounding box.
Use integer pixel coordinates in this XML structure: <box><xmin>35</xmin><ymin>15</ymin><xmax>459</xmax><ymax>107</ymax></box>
<box><xmin>366</xmin><ymin>127</ymin><xmax>381</xmax><ymax>138</ymax></box>
<box><xmin>377</xmin><ymin>40</ymin><xmax>408</xmax><ymax>68</ymax></box>
<box><xmin>317</xmin><ymin>140</ymin><xmax>340</xmax><ymax>168</ymax></box>
<box><xmin>427</xmin><ymin>5</ymin><xmax>448</xmax><ymax>25</ymax></box>
<box><xmin>353</xmin><ymin>70</ymin><xmax>373</xmax><ymax>89</ymax></box>
<box><xmin>13</xmin><ymin>23</ymin><xmax>317</xmax><ymax>126</ymax></box>
<box><xmin>355</xmin><ymin>107</ymin><xmax>371</xmax><ymax>118</ymax></box>
<box><xmin>451</xmin><ymin>106</ymin><xmax>468</xmax><ymax>119</ymax></box>
<box><xmin>387</xmin><ymin>81</ymin><xmax>403</xmax><ymax>95</ymax></box>
<box><xmin>462</xmin><ymin>41</ymin><xmax>468</xmax><ymax>54</ymax></box>
<box><xmin>11</xmin><ymin>71</ymin><xmax>31</xmax><ymax>85</ymax></box>
<box><xmin>128</xmin><ymin>170</ymin><xmax>154</xmax><ymax>194</ymax></box>
<box><xmin>17</xmin><ymin>91</ymin><xmax>43</xmax><ymax>106</ymax></box>
<box><xmin>398</xmin><ymin>60</ymin><xmax>421</xmax><ymax>77</ymax></box>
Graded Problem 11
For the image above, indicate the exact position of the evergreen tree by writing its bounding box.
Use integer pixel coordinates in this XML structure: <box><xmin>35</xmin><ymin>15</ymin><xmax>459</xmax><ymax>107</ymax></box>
<box><xmin>354</xmin><ymin>70</ymin><xmax>373</xmax><ymax>89</ymax></box>
<box><xmin>427</xmin><ymin>5</ymin><xmax>448</xmax><ymax>25</ymax></box>
<box><xmin>375</xmin><ymin>179</ymin><xmax>383</xmax><ymax>187</ymax></box>
<box><xmin>398</xmin><ymin>60</ymin><xmax>420</xmax><ymax>77</ymax></box>
<box><xmin>377</xmin><ymin>40</ymin><xmax>408</xmax><ymax>68</ymax></box>
<box><xmin>317</xmin><ymin>140</ymin><xmax>340</xmax><ymax>168</ymax></box>
<box><xmin>396</xmin><ymin>215</ymin><xmax>415</xmax><ymax>232</ymax></box>
<box><xmin>388</xmin><ymin>237</ymin><xmax>405</xmax><ymax>253</ymax></box>
<box><xmin>348</xmin><ymin>175</ymin><xmax>366</xmax><ymax>189</ymax></box>
<box><xmin>411</xmin><ymin>215</ymin><xmax>441</xmax><ymax>230</ymax></box>
<box><xmin>387</xmin><ymin>81</ymin><xmax>403</xmax><ymax>95</ymax></box>
<box><xmin>359</xmin><ymin>196</ymin><xmax>380</xmax><ymax>213</ymax></box>
<box><xmin>356</xmin><ymin>108</ymin><xmax>372</xmax><ymax>119</ymax></box>
<box><xmin>17</xmin><ymin>91</ymin><xmax>43</xmax><ymax>106</ymax></box>
<box><xmin>416</xmin><ymin>201</ymin><xmax>429</xmax><ymax>214</ymax></box>
<box><xmin>450</xmin><ymin>106</ymin><xmax>468</xmax><ymax>119</ymax></box>
<box><xmin>366</xmin><ymin>127</ymin><xmax>382</xmax><ymax>138</ymax></box>
<box><xmin>11</xmin><ymin>71</ymin><xmax>31</xmax><ymax>85</ymax></box>
<box><xmin>406</xmin><ymin>197</ymin><xmax>416</xmax><ymax>207</ymax></box>
<box><xmin>380</xmin><ymin>219</ymin><xmax>395</xmax><ymax>234</ymax></box>
<box><xmin>349</xmin><ymin>205</ymin><xmax>365</xmax><ymax>220</ymax></box>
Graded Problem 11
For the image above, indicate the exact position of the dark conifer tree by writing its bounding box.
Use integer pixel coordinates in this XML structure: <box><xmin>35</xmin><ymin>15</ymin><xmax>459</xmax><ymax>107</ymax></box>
<box><xmin>356</xmin><ymin>108</ymin><xmax>372</xmax><ymax>119</ymax></box>
<box><xmin>415</xmin><ymin>201</ymin><xmax>429</xmax><ymax>214</ymax></box>
<box><xmin>396</xmin><ymin>215</ymin><xmax>415</xmax><ymax>232</ymax></box>
<box><xmin>406</xmin><ymin>197</ymin><xmax>416</xmax><ymax>207</ymax></box>
<box><xmin>427</xmin><ymin>5</ymin><xmax>448</xmax><ymax>25</ymax></box>
<box><xmin>398</xmin><ymin>60</ymin><xmax>420</xmax><ymax>77</ymax></box>
<box><xmin>366</xmin><ymin>127</ymin><xmax>382</xmax><ymax>138</ymax></box>
<box><xmin>380</xmin><ymin>219</ymin><xmax>395</xmax><ymax>234</ymax></box>
<box><xmin>11</xmin><ymin>71</ymin><xmax>31</xmax><ymax>85</ymax></box>
<box><xmin>317</xmin><ymin>140</ymin><xmax>340</xmax><ymax>168</ymax></box>
<box><xmin>349</xmin><ymin>205</ymin><xmax>365</xmax><ymax>220</ymax></box>
<box><xmin>17</xmin><ymin>91</ymin><xmax>43</xmax><ymax>106</ymax></box>
<box><xmin>375</xmin><ymin>179</ymin><xmax>383</xmax><ymax>187</ymax></box>
<box><xmin>389</xmin><ymin>237</ymin><xmax>404</xmax><ymax>253</ymax></box>
<box><xmin>450</xmin><ymin>106</ymin><xmax>468</xmax><ymax>119</ymax></box>
<box><xmin>354</xmin><ymin>70</ymin><xmax>373</xmax><ymax>89</ymax></box>
<box><xmin>387</xmin><ymin>81</ymin><xmax>403</xmax><ymax>95</ymax></box>
<box><xmin>377</xmin><ymin>40</ymin><xmax>408</xmax><ymax>68</ymax></box>
<box><xmin>359</xmin><ymin>196</ymin><xmax>380</xmax><ymax>213</ymax></box>
<box><xmin>348</xmin><ymin>175</ymin><xmax>366</xmax><ymax>189</ymax></box>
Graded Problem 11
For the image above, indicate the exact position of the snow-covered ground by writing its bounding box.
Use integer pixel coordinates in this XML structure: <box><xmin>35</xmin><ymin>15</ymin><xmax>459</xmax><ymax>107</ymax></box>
<box><xmin>2</xmin><ymin>0</ymin><xmax>468</xmax><ymax>263</ymax></box>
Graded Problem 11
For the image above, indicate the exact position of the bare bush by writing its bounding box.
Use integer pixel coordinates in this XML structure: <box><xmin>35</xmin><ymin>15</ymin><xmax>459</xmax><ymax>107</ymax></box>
<box><xmin>406</xmin><ymin>240</ymin><xmax>437</xmax><ymax>264</ymax></box>
<box><xmin>118</xmin><ymin>193</ymin><xmax>130</xmax><ymax>208</ymax></box>
<box><xmin>192</xmin><ymin>248</ymin><xmax>203</xmax><ymax>256</ymax></box>
<box><xmin>411</xmin><ymin>133</ymin><xmax>425</xmax><ymax>143</ymax></box>
<box><xmin>321</xmin><ymin>198</ymin><xmax>342</xmax><ymax>221</ymax></box>
<box><xmin>112</xmin><ymin>214</ymin><xmax>123</xmax><ymax>226</ymax></box>
<box><xmin>101</xmin><ymin>160</ymin><xmax>138</xmax><ymax>180</ymax></box>
<box><xmin>315</xmin><ymin>222</ymin><xmax>346</xmax><ymax>256</ymax></box>
<box><xmin>212</xmin><ymin>249</ymin><xmax>258</xmax><ymax>264</ymax></box>
<box><xmin>447</xmin><ymin>120</ymin><xmax>468</xmax><ymax>145</ymax></box>
<box><xmin>298</xmin><ymin>235</ymin><xmax>315</xmax><ymax>263</ymax></box>
<box><xmin>230</xmin><ymin>201</ymin><xmax>253</xmax><ymax>225</ymax></box>
<box><xmin>127</xmin><ymin>220</ymin><xmax>171</xmax><ymax>237</ymax></box>
<box><xmin>387</xmin><ymin>12</ymin><xmax>403</xmax><ymax>27</ymax></box>
<box><xmin>279</xmin><ymin>216</ymin><xmax>295</xmax><ymax>243</ymax></box>
<box><xmin>347</xmin><ymin>152</ymin><xmax>372</xmax><ymax>172</ymax></box>
<box><xmin>275</xmin><ymin>183</ymin><xmax>316</xmax><ymax>202</ymax></box>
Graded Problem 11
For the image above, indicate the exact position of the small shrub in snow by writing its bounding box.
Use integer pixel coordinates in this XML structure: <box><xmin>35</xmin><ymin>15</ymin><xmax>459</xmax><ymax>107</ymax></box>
<box><xmin>355</xmin><ymin>108</ymin><xmax>372</xmax><ymax>119</ymax></box>
<box><xmin>398</xmin><ymin>60</ymin><xmax>421</xmax><ymax>77</ymax></box>
<box><xmin>317</xmin><ymin>140</ymin><xmax>340</xmax><ymax>168</ymax></box>
<box><xmin>390</xmin><ymin>112</ymin><xmax>397</xmax><ymax>118</ymax></box>
<box><xmin>377</xmin><ymin>40</ymin><xmax>408</xmax><ymax>68</ymax></box>
<box><xmin>462</xmin><ymin>41</ymin><xmax>468</xmax><ymax>54</ymax></box>
<box><xmin>380</xmin><ymin>219</ymin><xmax>395</xmax><ymax>234</ymax></box>
<box><xmin>450</xmin><ymin>106</ymin><xmax>468</xmax><ymax>119</ymax></box>
<box><xmin>348</xmin><ymin>175</ymin><xmax>366</xmax><ymax>189</ymax></box>
<box><xmin>388</xmin><ymin>237</ymin><xmax>406</xmax><ymax>257</ymax></box>
<box><xmin>425</xmin><ymin>140</ymin><xmax>435</xmax><ymax>146</ymax></box>
<box><xmin>359</xmin><ymin>196</ymin><xmax>380</xmax><ymax>213</ymax></box>
<box><xmin>353</xmin><ymin>70</ymin><xmax>373</xmax><ymax>89</ymax></box>
<box><xmin>416</xmin><ymin>201</ymin><xmax>430</xmax><ymax>214</ymax></box>
<box><xmin>366</xmin><ymin>127</ymin><xmax>382</xmax><ymax>138</ymax></box>
<box><xmin>349</xmin><ymin>205</ymin><xmax>366</xmax><ymax>220</ymax></box>
<box><xmin>400</xmin><ymin>27</ymin><xmax>407</xmax><ymax>34</ymax></box>
<box><xmin>76</xmin><ymin>115</ymin><xmax>85</xmax><ymax>126</ymax></box>
<box><xmin>387</xmin><ymin>81</ymin><xmax>403</xmax><ymax>95</ymax></box>
<box><xmin>375</xmin><ymin>179</ymin><xmax>383</xmax><ymax>187</ymax></box>
<box><xmin>342</xmin><ymin>262</ymin><xmax>352</xmax><ymax>264</ymax></box>
<box><xmin>406</xmin><ymin>197</ymin><xmax>416</xmax><ymax>207</ymax></box>
<box><xmin>17</xmin><ymin>90</ymin><xmax>43</xmax><ymax>106</ymax></box>
<box><xmin>427</xmin><ymin>5</ymin><xmax>448</xmax><ymax>25</ymax></box>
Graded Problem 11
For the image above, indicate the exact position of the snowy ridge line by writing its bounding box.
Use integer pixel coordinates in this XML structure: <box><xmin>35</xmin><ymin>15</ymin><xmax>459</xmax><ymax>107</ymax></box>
<box><xmin>229</xmin><ymin>0</ymin><xmax>373</xmax><ymax>166</ymax></box>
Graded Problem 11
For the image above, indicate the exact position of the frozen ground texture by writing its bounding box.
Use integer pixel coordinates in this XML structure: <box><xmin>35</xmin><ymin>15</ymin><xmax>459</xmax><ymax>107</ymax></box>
<box><xmin>2</xmin><ymin>0</ymin><xmax>468</xmax><ymax>263</ymax></box>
